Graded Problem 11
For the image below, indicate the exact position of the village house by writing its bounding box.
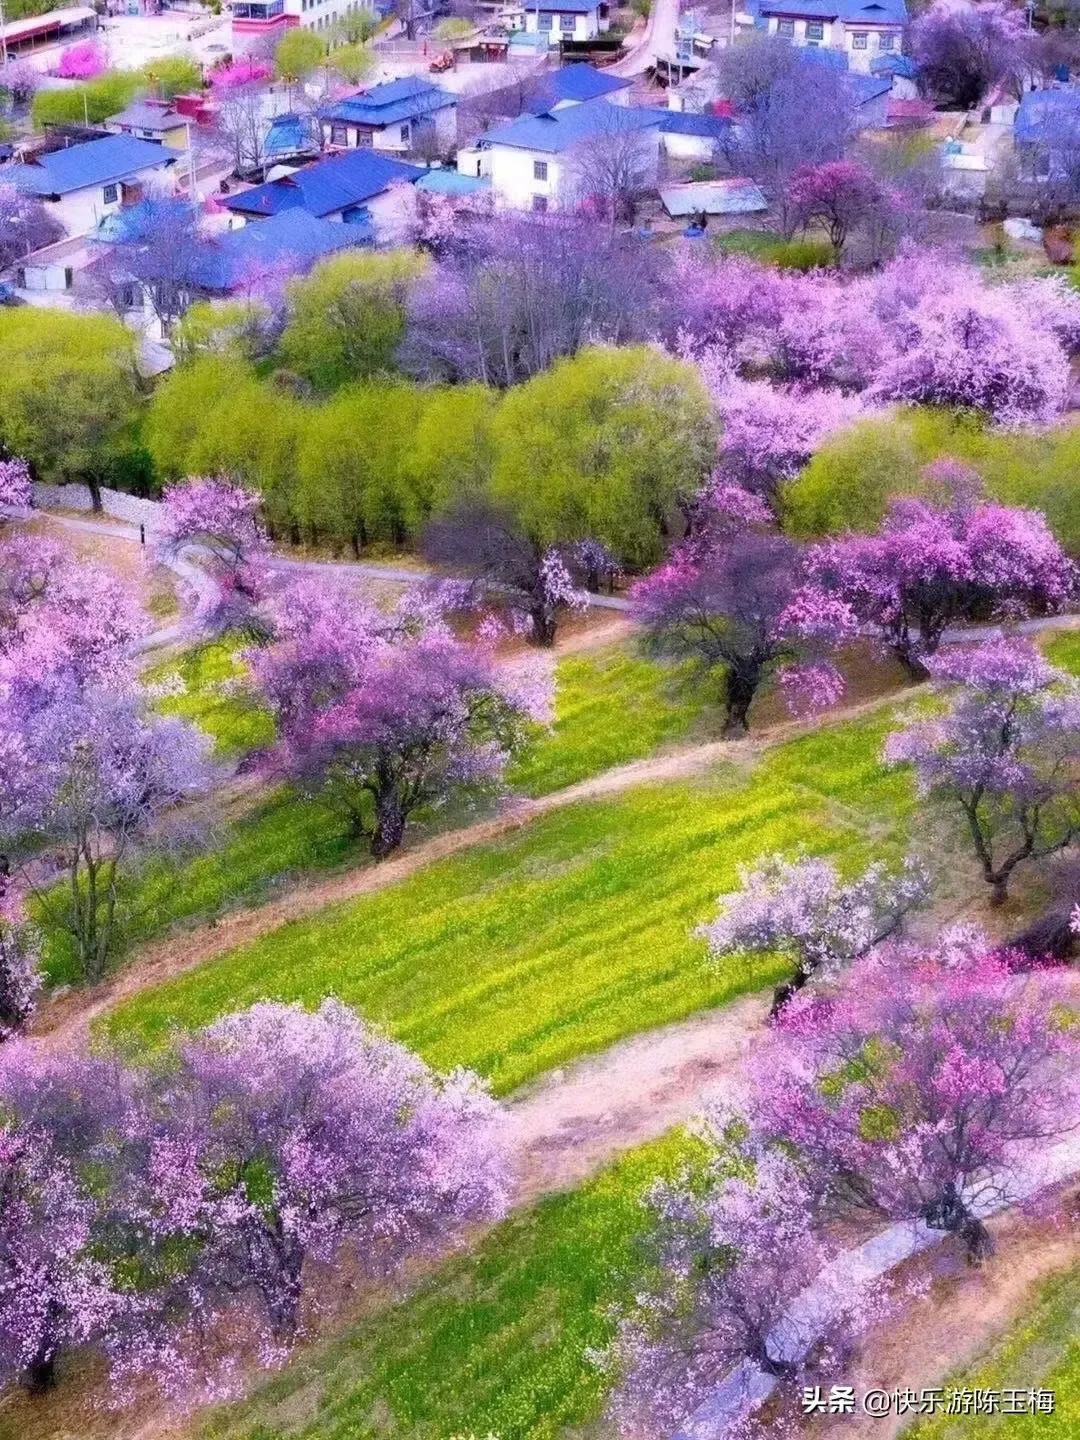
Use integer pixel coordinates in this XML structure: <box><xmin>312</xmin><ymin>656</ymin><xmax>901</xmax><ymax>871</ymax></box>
<box><xmin>1</xmin><ymin>134</ymin><xmax>178</xmax><ymax>238</ymax></box>
<box><xmin>221</xmin><ymin>147</ymin><xmax>425</xmax><ymax>242</ymax></box>
<box><xmin>321</xmin><ymin>77</ymin><xmax>458</xmax><ymax>157</ymax></box>
<box><xmin>521</xmin><ymin>0</ymin><xmax>610</xmax><ymax>46</ymax></box>
<box><xmin>744</xmin><ymin>0</ymin><xmax>907</xmax><ymax>74</ymax></box>
<box><xmin>1014</xmin><ymin>88</ymin><xmax>1080</xmax><ymax>182</ymax></box>
<box><xmin>229</xmin><ymin>0</ymin><xmax>376</xmax><ymax>48</ymax></box>
<box><xmin>104</xmin><ymin>100</ymin><xmax>191</xmax><ymax>151</ymax></box>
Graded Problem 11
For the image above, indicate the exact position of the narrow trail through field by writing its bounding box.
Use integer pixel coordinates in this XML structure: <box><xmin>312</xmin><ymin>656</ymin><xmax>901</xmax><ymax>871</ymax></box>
<box><xmin>807</xmin><ymin>1197</ymin><xmax>1080</xmax><ymax>1440</ymax></box>
<box><xmin>34</xmin><ymin>682</ymin><xmax>910</xmax><ymax>1052</ymax></box>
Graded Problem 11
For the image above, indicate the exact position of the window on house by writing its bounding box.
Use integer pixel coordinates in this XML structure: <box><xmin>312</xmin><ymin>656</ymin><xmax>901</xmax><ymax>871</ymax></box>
<box><xmin>805</xmin><ymin>21</ymin><xmax>823</xmax><ymax>38</ymax></box>
<box><xmin>538</xmin><ymin>11</ymin><xmax>553</xmax><ymax>28</ymax></box>
<box><xmin>357</xmin><ymin>128</ymin><xmax>373</xmax><ymax>146</ymax></box>
<box><xmin>102</xmin><ymin>183</ymin><xmax>119</xmax><ymax>204</ymax></box>
<box><xmin>330</xmin><ymin>123</ymin><xmax>349</xmax><ymax>146</ymax></box>
<box><xmin>560</xmin><ymin>11</ymin><xmax>574</xmax><ymax>30</ymax></box>
<box><xmin>852</xmin><ymin>31</ymin><xmax>867</xmax><ymax>47</ymax></box>
<box><xmin>533</xmin><ymin>159</ymin><xmax>548</xmax><ymax>181</ymax></box>
<box><xmin>532</xmin><ymin>193</ymin><xmax>548</xmax><ymax>211</ymax></box>
<box><xmin>878</xmin><ymin>32</ymin><xmax>895</xmax><ymax>49</ymax></box>
<box><xmin>63</xmin><ymin>267</ymin><xmax>74</xmax><ymax>289</ymax></box>
<box><xmin>400</xmin><ymin>124</ymin><xmax>411</xmax><ymax>142</ymax></box>
<box><xmin>776</xmin><ymin>18</ymin><xmax>794</xmax><ymax>36</ymax></box>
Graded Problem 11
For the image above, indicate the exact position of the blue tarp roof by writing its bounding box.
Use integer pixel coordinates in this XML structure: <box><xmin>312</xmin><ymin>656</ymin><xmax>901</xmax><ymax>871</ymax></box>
<box><xmin>322</xmin><ymin>76</ymin><xmax>455</xmax><ymax>128</ymax></box>
<box><xmin>640</xmin><ymin>107</ymin><xmax>732</xmax><ymax>137</ymax></box>
<box><xmin>1015</xmin><ymin>88</ymin><xmax>1080</xmax><ymax>145</ymax></box>
<box><xmin>222</xmin><ymin>149</ymin><xmax>424</xmax><ymax>218</ymax></box>
<box><xmin>4</xmin><ymin>134</ymin><xmax>176</xmax><ymax>196</ymax></box>
<box><xmin>871</xmin><ymin>51</ymin><xmax>917</xmax><ymax>78</ymax></box>
<box><xmin>415</xmin><ymin>168</ymin><xmax>490</xmax><ymax>194</ymax></box>
<box><xmin>524</xmin><ymin>62</ymin><xmax>631</xmax><ymax>111</ymax></box>
<box><xmin>483</xmin><ymin>99</ymin><xmax>661</xmax><ymax>154</ymax></box>
<box><xmin>265</xmin><ymin>111</ymin><xmax>321</xmax><ymax>158</ymax></box>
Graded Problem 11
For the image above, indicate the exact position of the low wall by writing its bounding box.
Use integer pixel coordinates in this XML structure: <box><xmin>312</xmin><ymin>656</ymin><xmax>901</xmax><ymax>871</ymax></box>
<box><xmin>31</xmin><ymin>483</ymin><xmax>162</xmax><ymax>528</ymax></box>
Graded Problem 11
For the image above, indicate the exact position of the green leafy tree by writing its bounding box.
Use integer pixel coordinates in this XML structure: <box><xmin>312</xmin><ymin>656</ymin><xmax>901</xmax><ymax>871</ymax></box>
<box><xmin>278</xmin><ymin>249</ymin><xmax>427</xmax><ymax>391</ymax></box>
<box><xmin>407</xmin><ymin>384</ymin><xmax>497</xmax><ymax>518</ymax></box>
<box><xmin>146</xmin><ymin>358</ymin><xmax>301</xmax><ymax>529</ymax></box>
<box><xmin>489</xmin><ymin>345</ymin><xmax>714</xmax><ymax>568</ymax></box>
<box><xmin>294</xmin><ymin>382</ymin><xmax>423</xmax><ymax>550</ymax></box>
<box><xmin>328</xmin><ymin>42</ymin><xmax>375</xmax><ymax>84</ymax></box>
<box><xmin>31</xmin><ymin>71</ymin><xmax>141</xmax><ymax>128</ymax></box>
<box><xmin>142</xmin><ymin>55</ymin><xmax>203</xmax><ymax>100</ymax></box>
<box><xmin>274</xmin><ymin>28</ymin><xmax>326</xmax><ymax>86</ymax></box>
<box><xmin>0</xmin><ymin>310</ymin><xmax>140</xmax><ymax>508</ymax></box>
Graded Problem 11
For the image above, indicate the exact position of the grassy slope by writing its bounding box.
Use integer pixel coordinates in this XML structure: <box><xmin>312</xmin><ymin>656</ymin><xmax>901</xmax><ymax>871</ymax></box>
<box><xmin>145</xmin><ymin>639</ymin><xmax>275</xmax><ymax>760</ymax></box>
<box><xmin>906</xmin><ymin>1263</ymin><xmax>1080</xmax><ymax>1440</ymax></box>
<box><xmin>203</xmin><ymin>1132</ymin><xmax>702</xmax><ymax>1440</ymax></box>
<box><xmin>507</xmin><ymin>645</ymin><xmax>712</xmax><ymax>796</ymax></box>
<box><xmin>104</xmin><ymin>709</ymin><xmax>915</xmax><ymax>1093</ymax></box>
<box><xmin>43</xmin><ymin>645</ymin><xmax>710</xmax><ymax>985</ymax></box>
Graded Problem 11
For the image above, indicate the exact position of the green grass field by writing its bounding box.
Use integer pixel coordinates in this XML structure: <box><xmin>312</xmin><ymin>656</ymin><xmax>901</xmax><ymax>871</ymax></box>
<box><xmin>146</xmin><ymin>638</ymin><xmax>275</xmax><ymax>759</ymax></box>
<box><xmin>202</xmin><ymin>1132</ymin><xmax>701</xmax><ymax>1440</ymax></box>
<box><xmin>507</xmin><ymin>645</ymin><xmax>713</xmax><ymax>796</ymax></box>
<box><xmin>905</xmin><ymin>1262</ymin><xmax>1080</xmax><ymax>1439</ymax></box>
<box><xmin>104</xmin><ymin>709</ymin><xmax>915</xmax><ymax>1092</ymax></box>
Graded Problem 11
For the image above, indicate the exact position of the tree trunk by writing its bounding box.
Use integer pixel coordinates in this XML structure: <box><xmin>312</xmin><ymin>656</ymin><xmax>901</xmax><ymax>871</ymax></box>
<box><xmin>371</xmin><ymin>791</ymin><xmax>407</xmax><ymax>860</ymax></box>
<box><xmin>530</xmin><ymin>602</ymin><xmax>557</xmax><ymax>648</ymax></box>
<box><xmin>924</xmin><ymin>1182</ymin><xmax>995</xmax><ymax>1264</ymax></box>
<box><xmin>988</xmin><ymin>875</ymin><xmax>1009</xmax><ymax>907</ymax></box>
<box><xmin>22</xmin><ymin>1331</ymin><xmax>58</xmax><ymax>1395</ymax></box>
<box><xmin>84</xmin><ymin>474</ymin><xmax>103</xmax><ymax>514</ymax></box>
<box><xmin>723</xmin><ymin>667</ymin><xmax>759</xmax><ymax>737</ymax></box>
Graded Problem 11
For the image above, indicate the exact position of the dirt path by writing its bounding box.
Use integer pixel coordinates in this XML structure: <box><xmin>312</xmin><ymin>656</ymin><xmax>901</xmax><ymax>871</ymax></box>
<box><xmin>507</xmin><ymin>993</ymin><xmax>763</xmax><ymax>1204</ymax></box>
<box><xmin>34</xmin><ymin>682</ymin><xmax>909</xmax><ymax>1052</ymax></box>
<box><xmin>805</xmin><ymin>1194</ymin><xmax>1080</xmax><ymax>1440</ymax></box>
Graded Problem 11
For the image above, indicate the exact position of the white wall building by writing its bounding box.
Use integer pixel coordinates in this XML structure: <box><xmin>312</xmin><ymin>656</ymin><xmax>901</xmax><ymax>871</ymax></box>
<box><xmin>0</xmin><ymin>135</ymin><xmax>178</xmax><ymax>238</ymax></box>
<box><xmin>751</xmin><ymin>0</ymin><xmax>907</xmax><ymax>74</ymax></box>
<box><xmin>522</xmin><ymin>0</ymin><xmax>608</xmax><ymax>44</ymax></box>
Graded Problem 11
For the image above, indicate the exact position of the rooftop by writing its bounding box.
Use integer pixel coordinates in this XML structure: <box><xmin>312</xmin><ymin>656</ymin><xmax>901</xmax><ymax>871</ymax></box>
<box><xmin>754</xmin><ymin>0</ymin><xmax>906</xmax><ymax>19</ymax></box>
<box><xmin>106</xmin><ymin>101</ymin><xmax>186</xmax><ymax>133</ymax></box>
<box><xmin>482</xmin><ymin>99</ymin><xmax>662</xmax><ymax>154</ymax></box>
<box><xmin>322</xmin><ymin>76</ymin><xmax>456</xmax><ymax>129</ymax></box>
<box><xmin>1015</xmin><ymin>87</ymin><xmax>1080</xmax><ymax>145</ymax></box>
<box><xmin>660</xmin><ymin>178</ymin><xmax>768</xmax><ymax>216</ymax></box>
<box><xmin>2</xmin><ymin>134</ymin><xmax>177</xmax><ymax>197</ymax></box>
<box><xmin>524</xmin><ymin>0</ymin><xmax>599</xmax><ymax>11</ymax></box>
<box><xmin>415</xmin><ymin>168</ymin><xmax>491</xmax><ymax>195</ymax></box>
<box><xmin>222</xmin><ymin>148</ymin><xmax>424</xmax><ymax>218</ymax></box>
<box><xmin>189</xmin><ymin>208</ymin><xmax>370</xmax><ymax>289</ymax></box>
<box><xmin>524</xmin><ymin>62</ymin><xmax>632</xmax><ymax>111</ymax></box>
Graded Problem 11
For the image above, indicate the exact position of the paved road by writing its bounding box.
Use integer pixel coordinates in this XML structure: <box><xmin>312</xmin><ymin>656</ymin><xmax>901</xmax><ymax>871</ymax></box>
<box><xmin>608</xmin><ymin>0</ymin><xmax>682</xmax><ymax>77</ymax></box>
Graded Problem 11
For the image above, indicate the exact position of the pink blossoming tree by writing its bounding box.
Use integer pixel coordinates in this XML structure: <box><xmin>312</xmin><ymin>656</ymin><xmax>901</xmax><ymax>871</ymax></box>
<box><xmin>0</xmin><ymin>684</ymin><xmax>212</xmax><ymax>979</ymax></box>
<box><xmin>788</xmin><ymin>159</ymin><xmax>896</xmax><ymax>260</ymax></box>
<box><xmin>251</xmin><ymin>577</ymin><xmax>551</xmax><ymax>856</ymax></box>
<box><xmin>699</xmin><ymin>853</ymin><xmax>929</xmax><ymax>1015</ymax></box>
<box><xmin>802</xmin><ymin>478</ymin><xmax>1076</xmax><ymax>677</ymax></box>
<box><xmin>885</xmin><ymin>639</ymin><xmax>1080</xmax><ymax>905</ymax></box>
<box><xmin>631</xmin><ymin>530</ymin><xmax>853</xmax><ymax>735</ymax></box>
<box><xmin>0</xmin><ymin>458</ymin><xmax>31</xmax><ymax>518</ymax></box>
<box><xmin>0</xmin><ymin>880</ymin><xmax>40</xmax><ymax>1041</ymax></box>
<box><xmin>748</xmin><ymin>933</ymin><xmax>1080</xmax><ymax>1261</ymax></box>
<box><xmin>116</xmin><ymin>1000</ymin><xmax>509</xmax><ymax>1393</ymax></box>
<box><xmin>55</xmin><ymin>41</ymin><xmax>107</xmax><ymax>80</ymax></box>
<box><xmin>155</xmin><ymin>477</ymin><xmax>271</xmax><ymax>636</ymax></box>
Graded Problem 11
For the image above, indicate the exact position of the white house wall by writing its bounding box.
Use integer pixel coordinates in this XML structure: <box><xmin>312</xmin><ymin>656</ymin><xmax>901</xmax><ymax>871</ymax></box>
<box><xmin>523</xmin><ymin>10</ymin><xmax>601</xmax><ymax>41</ymax></box>
<box><xmin>42</xmin><ymin>164</ymin><xmax>174</xmax><ymax>239</ymax></box>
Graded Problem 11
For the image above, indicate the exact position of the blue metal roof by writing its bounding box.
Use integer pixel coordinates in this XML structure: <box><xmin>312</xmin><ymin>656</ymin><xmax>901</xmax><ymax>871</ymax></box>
<box><xmin>847</xmin><ymin>71</ymin><xmax>893</xmax><ymax>106</ymax></box>
<box><xmin>524</xmin><ymin>62</ymin><xmax>631</xmax><ymax>111</ymax></box>
<box><xmin>322</xmin><ymin>76</ymin><xmax>455</xmax><ymax>129</ymax></box>
<box><xmin>189</xmin><ymin>209</ymin><xmax>370</xmax><ymax>289</ymax></box>
<box><xmin>222</xmin><ymin>149</ymin><xmax>424</xmax><ymax>218</ymax></box>
<box><xmin>1015</xmin><ymin>88</ymin><xmax>1080</xmax><ymax>146</ymax></box>
<box><xmin>93</xmin><ymin>195</ymin><xmax>196</xmax><ymax>242</ymax></box>
<box><xmin>415</xmin><ymin>168</ymin><xmax>491</xmax><ymax>194</ymax></box>
<box><xmin>4</xmin><ymin>134</ymin><xmax>176</xmax><ymax>197</ymax></box>
<box><xmin>650</xmin><ymin>109</ymin><xmax>732</xmax><ymax>137</ymax></box>
<box><xmin>525</xmin><ymin>0</ymin><xmax>598</xmax><ymax>12</ymax></box>
<box><xmin>482</xmin><ymin>99</ymin><xmax>661</xmax><ymax>154</ymax></box>
<box><xmin>759</xmin><ymin>0</ymin><xmax>906</xmax><ymax>17</ymax></box>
